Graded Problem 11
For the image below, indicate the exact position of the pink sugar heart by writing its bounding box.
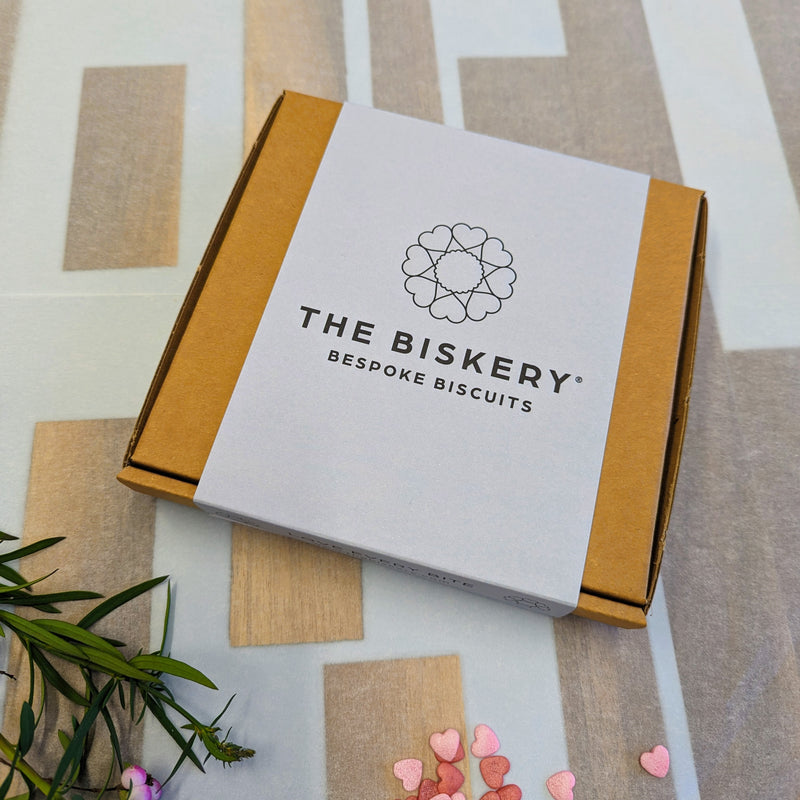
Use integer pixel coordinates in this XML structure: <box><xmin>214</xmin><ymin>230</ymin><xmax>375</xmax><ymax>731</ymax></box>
<box><xmin>418</xmin><ymin>778</ymin><xmax>439</xmax><ymax>800</ymax></box>
<box><xmin>393</xmin><ymin>758</ymin><xmax>423</xmax><ymax>792</ymax></box>
<box><xmin>429</xmin><ymin>728</ymin><xmax>462</xmax><ymax>763</ymax></box>
<box><xmin>451</xmin><ymin>794</ymin><xmax>467</xmax><ymax>800</ymax></box>
<box><xmin>640</xmin><ymin>745</ymin><xmax>670</xmax><ymax>778</ymax></box>
<box><xmin>480</xmin><ymin>755</ymin><xmax>510</xmax><ymax>789</ymax></box>
<box><xmin>546</xmin><ymin>770</ymin><xmax>575</xmax><ymax>800</ymax></box>
<box><xmin>436</xmin><ymin>761</ymin><xmax>464</xmax><ymax>795</ymax></box>
<box><xmin>471</xmin><ymin>723</ymin><xmax>500</xmax><ymax>758</ymax></box>
<box><xmin>497</xmin><ymin>784</ymin><xmax>522</xmax><ymax>800</ymax></box>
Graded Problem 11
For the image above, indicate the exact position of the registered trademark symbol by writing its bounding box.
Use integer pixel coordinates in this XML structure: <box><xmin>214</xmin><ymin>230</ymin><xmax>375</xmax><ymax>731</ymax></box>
<box><xmin>575</xmin><ymin>376</ymin><xmax>583</xmax><ymax>383</ymax></box>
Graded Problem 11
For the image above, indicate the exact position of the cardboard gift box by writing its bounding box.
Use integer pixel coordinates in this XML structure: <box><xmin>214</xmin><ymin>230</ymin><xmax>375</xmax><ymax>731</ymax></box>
<box><xmin>118</xmin><ymin>90</ymin><xmax>707</xmax><ymax>628</ymax></box>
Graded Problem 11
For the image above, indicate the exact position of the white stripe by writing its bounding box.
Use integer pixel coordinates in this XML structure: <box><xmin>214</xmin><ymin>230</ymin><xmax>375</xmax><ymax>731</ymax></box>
<box><xmin>342</xmin><ymin>0</ymin><xmax>373</xmax><ymax>106</ymax></box>
<box><xmin>642</xmin><ymin>0</ymin><xmax>800</xmax><ymax>350</ymax></box>
<box><xmin>647</xmin><ymin>582</ymin><xmax>702</xmax><ymax>800</ymax></box>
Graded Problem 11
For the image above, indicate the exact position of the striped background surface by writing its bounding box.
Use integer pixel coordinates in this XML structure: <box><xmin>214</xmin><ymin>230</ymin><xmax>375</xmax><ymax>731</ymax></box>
<box><xmin>1</xmin><ymin>1</ymin><xmax>798</xmax><ymax>797</ymax></box>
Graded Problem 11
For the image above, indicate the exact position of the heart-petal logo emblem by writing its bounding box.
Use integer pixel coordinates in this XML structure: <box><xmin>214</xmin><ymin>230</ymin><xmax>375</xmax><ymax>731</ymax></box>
<box><xmin>484</xmin><ymin>266</ymin><xmax>516</xmax><ymax>299</ymax></box>
<box><xmin>419</xmin><ymin>225</ymin><xmax>453</xmax><ymax>251</ymax></box>
<box><xmin>465</xmin><ymin>291</ymin><xmax>501</xmax><ymax>321</ymax></box>
<box><xmin>481</xmin><ymin>237</ymin><xmax>513</xmax><ymax>267</ymax></box>
<box><xmin>405</xmin><ymin>275</ymin><xmax>438</xmax><ymax>309</ymax></box>
<box><xmin>452</xmin><ymin>223</ymin><xmax>488</xmax><ymax>250</ymax></box>
<box><xmin>402</xmin><ymin>223</ymin><xmax>516</xmax><ymax>323</ymax></box>
<box><xmin>430</xmin><ymin>293</ymin><xmax>468</xmax><ymax>323</ymax></box>
<box><xmin>403</xmin><ymin>244</ymin><xmax>435</xmax><ymax>276</ymax></box>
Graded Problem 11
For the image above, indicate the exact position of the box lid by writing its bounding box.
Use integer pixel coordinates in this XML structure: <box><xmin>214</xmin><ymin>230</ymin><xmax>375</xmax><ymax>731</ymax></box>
<box><xmin>119</xmin><ymin>91</ymin><xmax>707</xmax><ymax>627</ymax></box>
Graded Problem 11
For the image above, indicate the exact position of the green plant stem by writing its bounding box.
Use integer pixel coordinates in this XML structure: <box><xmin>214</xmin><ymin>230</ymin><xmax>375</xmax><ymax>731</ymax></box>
<box><xmin>0</xmin><ymin>730</ymin><xmax>63</xmax><ymax>799</ymax></box>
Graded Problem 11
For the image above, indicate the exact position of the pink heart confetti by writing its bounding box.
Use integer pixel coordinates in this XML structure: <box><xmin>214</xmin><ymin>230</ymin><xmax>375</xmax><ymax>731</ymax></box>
<box><xmin>429</xmin><ymin>728</ymin><xmax>462</xmax><ymax>763</ymax></box>
<box><xmin>393</xmin><ymin>758</ymin><xmax>423</xmax><ymax>792</ymax></box>
<box><xmin>497</xmin><ymin>785</ymin><xmax>522</xmax><ymax>800</ymax></box>
<box><xmin>546</xmin><ymin>770</ymin><xmax>575</xmax><ymax>800</ymax></box>
<box><xmin>451</xmin><ymin>794</ymin><xmax>467</xmax><ymax>800</ymax></box>
<box><xmin>471</xmin><ymin>723</ymin><xmax>501</xmax><ymax>758</ymax></box>
<box><xmin>640</xmin><ymin>745</ymin><xmax>670</xmax><ymax>778</ymax></box>
<box><xmin>436</xmin><ymin>761</ymin><xmax>464</xmax><ymax>795</ymax></box>
<box><xmin>418</xmin><ymin>778</ymin><xmax>439</xmax><ymax>800</ymax></box>
<box><xmin>480</xmin><ymin>755</ymin><xmax>510</xmax><ymax>790</ymax></box>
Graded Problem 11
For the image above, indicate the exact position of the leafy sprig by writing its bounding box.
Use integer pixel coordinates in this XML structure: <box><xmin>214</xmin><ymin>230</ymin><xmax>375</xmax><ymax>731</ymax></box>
<box><xmin>0</xmin><ymin>532</ymin><xmax>253</xmax><ymax>799</ymax></box>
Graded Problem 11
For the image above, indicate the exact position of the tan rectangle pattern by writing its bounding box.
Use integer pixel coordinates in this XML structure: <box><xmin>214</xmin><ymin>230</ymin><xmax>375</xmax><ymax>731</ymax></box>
<box><xmin>553</xmin><ymin>616</ymin><xmax>673</xmax><ymax>799</ymax></box>
<box><xmin>368</xmin><ymin>0</ymin><xmax>442</xmax><ymax>122</ymax></box>
<box><xmin>230</xmin><ymin>524</ymin><xmax>362</xmax><ymax>645</ymax></box>
<box><xmin>459</xmin><ymin>0</ymin><xmax>681</xmax><ymax>183</ymax></box>
<box><xmin>0</xmin><ymin>0</ymin><xmax>21</xmax><ymax>135</ymax></box>
<box><xmin>63</xmin><ymin>65</ymin><xmax>185</xmax><ymax>270</ymax></box>
<box><xmin>244</xmin><ymin>0</ymin><xmax>346</xmax><ymax>149</ymax></box>
<box><xmin>324</xmin><ymin>655</ymin><xmax>470</xmax><ymax>800</ymax></box>
<box><xmin>1</xmin><ymin>419</ymin><xmax>156</xmax><ymax>790</ymax></box>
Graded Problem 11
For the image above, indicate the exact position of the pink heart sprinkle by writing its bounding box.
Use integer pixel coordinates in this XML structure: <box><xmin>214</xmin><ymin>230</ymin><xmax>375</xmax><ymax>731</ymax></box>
<box><xmin>429</xmin><ymin>728</ymin><xmax>461</xmax><ymax>763</ymax></box>
<box><xmin>393</xmin><ymin>758</ymin><xmax>423</xmax><ymax>792</ymax></box>
<box><xmin>640</xmin><ymin>745</ymin><xmax>670</xmax><ymax>778</ymax></box>
<box><xmin>430</xmin><ymin>795</ymin><xmax>452</xmax><ymax>800</ymax></box>
<box><xmin>546</xmin><ymin>770</ymin><xmax>575</xmax><ymax>800</ymax></box>
<box><xmin>451</xmin><ymin>794</ymin><xmax>467</xmax><ymax>800</ymax></box>
<box><xmin>471</xmin><ymin>723</ymin><xmax>501</xmax><ymax>758</ymax></box>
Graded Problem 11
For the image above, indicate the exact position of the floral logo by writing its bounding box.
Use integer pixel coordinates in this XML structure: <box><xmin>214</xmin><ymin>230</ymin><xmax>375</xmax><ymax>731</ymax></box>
<box><xmin>402</xmin><ymin>223</ymin><xmax>516</xmax><ymax>323</ymax></box>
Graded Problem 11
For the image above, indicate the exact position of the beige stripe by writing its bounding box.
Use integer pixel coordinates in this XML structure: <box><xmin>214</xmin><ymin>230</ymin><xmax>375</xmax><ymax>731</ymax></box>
<box><xmin>663</xmin><ymin>292</ymin><xmax>800</xmax><ymax>798</ymax></box>
<box><xmin>553</xmin><ymin>616</ymin><xmax>673</xmax><ymax>799</ymax></box>
<box><xmin>63</xmin><ymin>65</ymin><xmax>185</xmax><ymax>271</ymax></box>
<box><xmin>459</xmin><ymin>0</ymin><xmax>681</xmax><ymax>182</ymax></box>
<box><xmin>728</xmin><ymin>346</ymin><xmax>800</xmax><ymax>646</ymax></box>
<box><xmin>0</xmin><ymin>0</ymin><xmax>21</xmax><ymax>135</ymax></box>
<box><xmin>324</xmin><ymin>656</ymin><xmax>469</xmax><ymax>800</ymax></box>
<box><xmin>244</xmin><ymin>0</ymin><xmax>346</xmax><ymax>150</ymax></box>
<box><xmin>230</xmin><ymin>525</ymin><xmax>362</xmax><ymax>645</ymax></box>
<box><xmin>741</xmin><ymin>0</ymin><xmax>800</xmax><ymax>202</ymax></box>
<box><xmin>1</xmin><ymin>419</ymin><xmax>156</xmax><ymax>790</ymax></box>
<box><xmin>368</xmin><ymin>0</ymin><xmax>443</xmax><ymax>122</ymax></box>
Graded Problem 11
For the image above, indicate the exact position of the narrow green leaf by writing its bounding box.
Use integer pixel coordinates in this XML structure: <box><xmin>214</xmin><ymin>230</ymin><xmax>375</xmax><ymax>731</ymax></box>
<box><xmin>58</xmin><ymin>728</ymin><xmax>71</xmax><ymax>752</ymax></box>
<box><xmin>158</xmin><ymin>580</ymin><xmax>172</xmax><ymax>655</ymax></box>
<box><xmin>78</xmin><ymin>575</ymin><xmax>167</xmax><ymax>630</ymax></box>
<box><xmin>46</xmin><ymin>679</ymin><xmax>116</xmax><ymax>799</ymax></box>
<box><xmin>18</xmin><ymin>701</ymin><xmax>35</xmax><ymax>756</ymax></box>
<box><xmin>29</xmin><ymin>646</ymin><xmax>89</xmax><ymax>708</ymax></box>
<box><xmin>0</xmin><ymin>769</ymin><xmax>14</xmax><ymax>798</ymax></box>
<box><xmin>210</xmin><ymin>694</ymin><xmax>236</xmax><ymax>727</ymax></box>
<box><xmin>99</xmin><ymin>704</ymin><xmax>123</xmax><ymax>770</ymax></box>
<box><xmin>79</xmin><ymin>646</ymin><xmax>158</xmax><ymax>683</ymax></box>
<box><xmin>0</xmin><ymin>537</ymin><xmax>64</xmax><ymax>564</ymax></box>
<box><xmin>143</xmin><ymin>694</ymin><xmax>205</xmax><ymax>772</ymax></box>
<box><xmin>0</xmin><ymin>531</ymin><xmax>19</xmax><ymax>542</ymax></box>
<box><xmin>0</xmin><ymin>611</ymin><xmax>86</xmax><ymax>660</ymax></box>
<box><xmin>162</xmin><ymin>730</ymin><xmax>198</xmax><ymax>785</ymax></box>
<box><xmin>10</xmin><ymin>590</ymin><xmax>102</xmax><ymax>606</ymax></box>
<box><xmin>129</xmin><ymin>654</ymin><xmax>217</xmax><ymax>690</ymax></box>
<box><xmin>0</xmin><ymin>570</ymin><xmax>56</xmax><ymax>596</ymax></box>
<box><xmin>35</xmin><ymin>619</ymin><xmax>123</xmax><ymax>660</ymax></box>
<box><xmin>0</xmin><ymin>562</ymin><xmax>28</xmax><ymax>586</ymax></box>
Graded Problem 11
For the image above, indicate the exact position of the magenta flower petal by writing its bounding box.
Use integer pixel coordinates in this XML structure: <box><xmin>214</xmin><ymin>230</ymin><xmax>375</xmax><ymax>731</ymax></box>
<box><xmin>127</xmin><ymin>785</ymin><xmax>154</xmax><ymax>800</ymax></box>
<box><xmin>121</xmin><ymin>765</ymin><xmax>148</xmax><ymax>788</ymax></box>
